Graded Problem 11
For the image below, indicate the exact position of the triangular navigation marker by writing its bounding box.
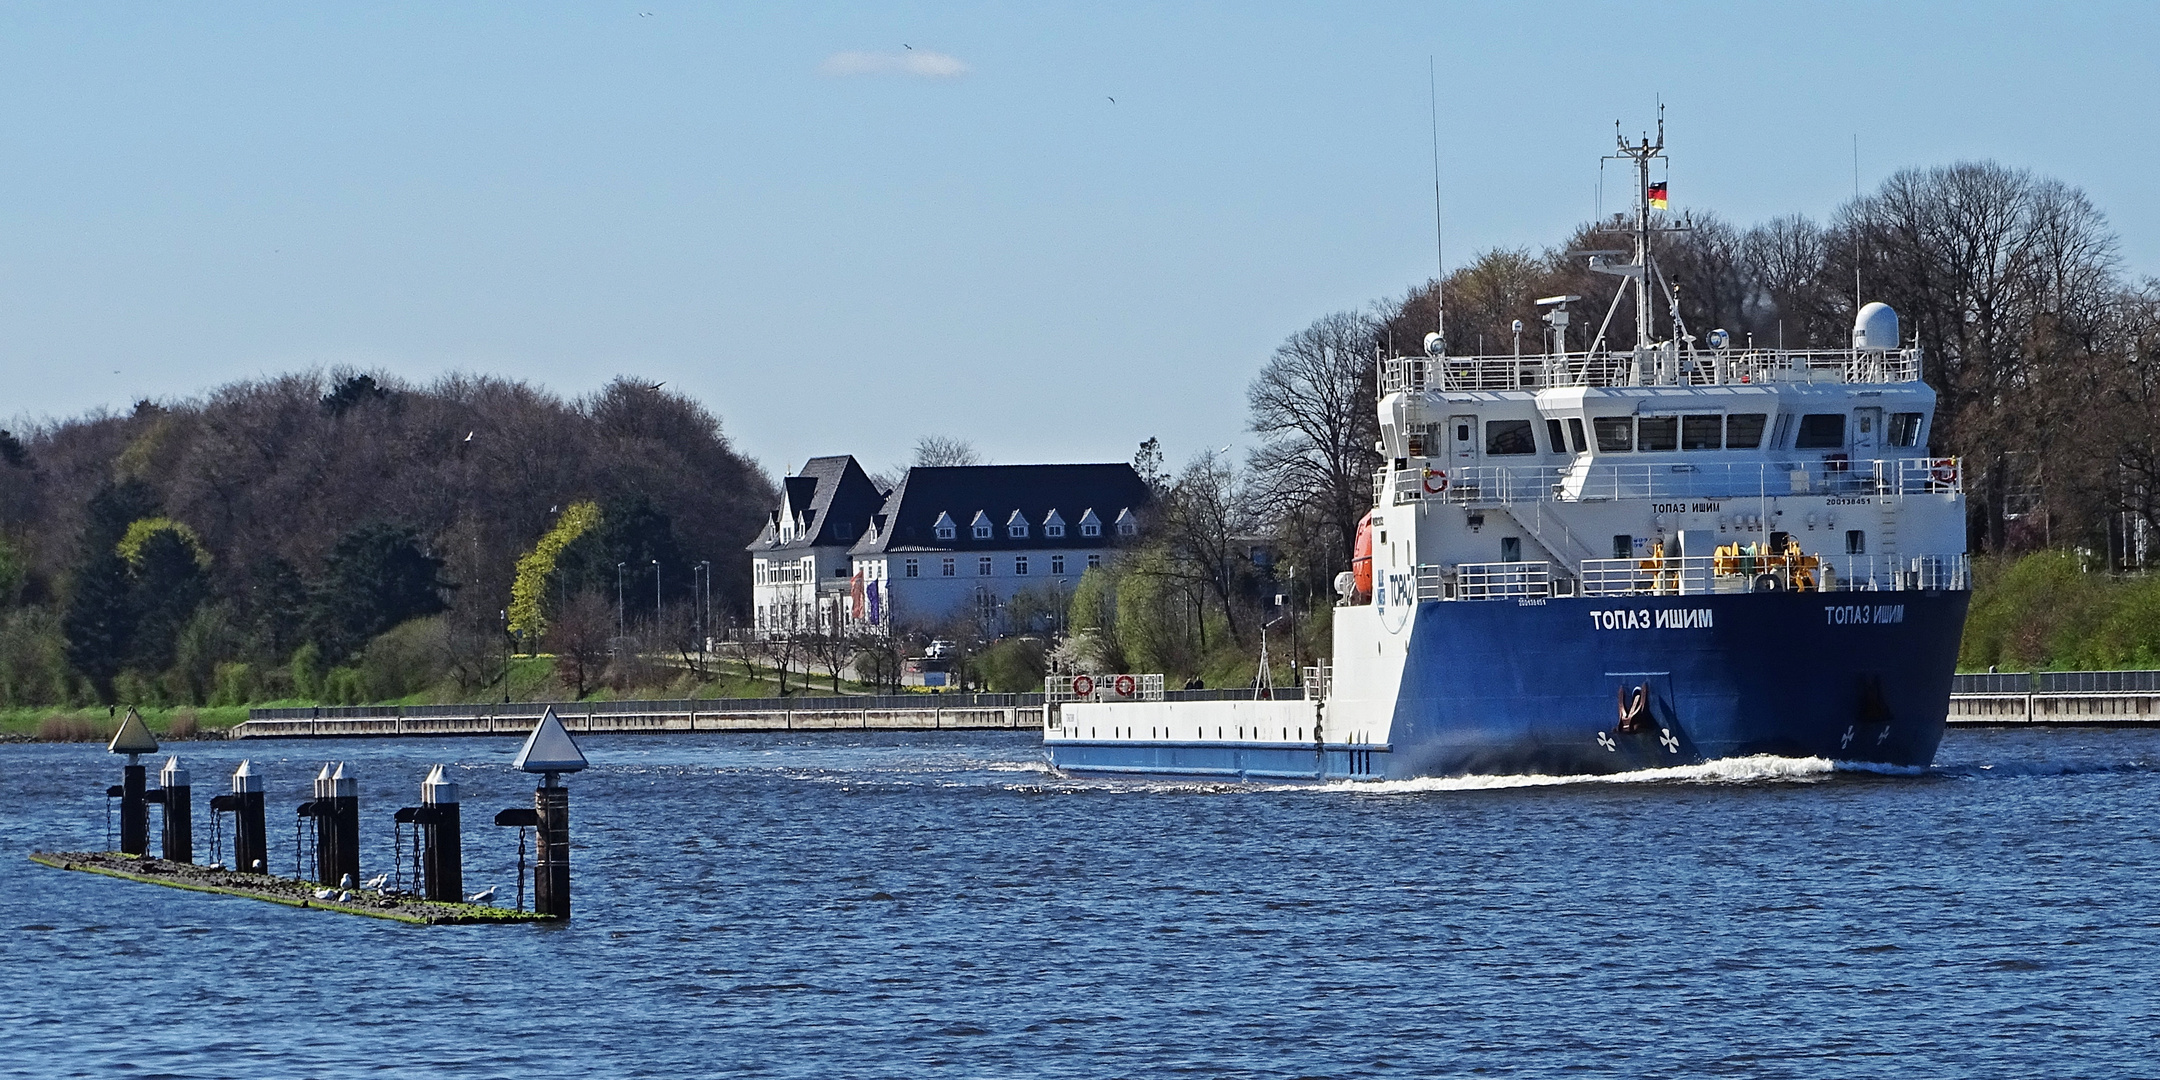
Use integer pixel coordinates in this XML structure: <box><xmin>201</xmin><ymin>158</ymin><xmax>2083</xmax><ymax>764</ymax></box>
<box><xmin>107</xmin><ymin>707</ymin><xmax>160</xmax><ymax>757</ymax></box>
<box><xmin>512</xmin><ymin>706</ymin><xmax>588</xmax><ymax>775</ymax></box>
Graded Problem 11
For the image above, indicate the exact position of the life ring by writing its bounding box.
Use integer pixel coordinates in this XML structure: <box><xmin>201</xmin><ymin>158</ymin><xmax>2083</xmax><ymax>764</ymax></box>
<box><xmin>1422</xmin><ymin>468</ymin><xmax>1448</xmax><ymax>494</ymax></box>
<box><xmin>1931</xmin><ymin>459</ymin><xmax>1958</xmax><ymax>486</ymax></box>
<box><xmin>1072</xmin><ymin>674</ymin><xmax>1094</xmax><ymax>698</ymax></box>
<box><xmin>1114</xmin><ymin>674</ymin><xmax>1136</xmax><ymax>698</ymax></box>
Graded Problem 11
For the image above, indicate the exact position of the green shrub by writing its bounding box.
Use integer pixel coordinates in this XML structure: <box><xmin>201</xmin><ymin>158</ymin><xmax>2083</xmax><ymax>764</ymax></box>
<box><xmin>0</xmin><ymin>606</ymin><xmax>72</xmax><ymax>707</ymax></box>
<box><xmin>112</xmin><ymin>668</ymin><xmax>165</xmax><ymax>709</ymax></box>
<box><xmin>210</xmin><ymin>662</ymin><xmax>257</xmax><ymax>706</ymax></box>
<box><xmin>290</xmin><ymin>642</ymin><xmax>323</xmax><ymax>700</ymax></box>
<box><xmin>323</xmin><ymin>666</ymin><xmax>366</xmax><ymax>705</ymax></box>
<box><xmin>976</xmin><ymin>637</ymin><xmax>1048</xmax><ymax>693</ymax></box>
<box><xmin>358</xmin><ymin>617</ymin><xmax>453</xmax><ymax>701</ymax></box>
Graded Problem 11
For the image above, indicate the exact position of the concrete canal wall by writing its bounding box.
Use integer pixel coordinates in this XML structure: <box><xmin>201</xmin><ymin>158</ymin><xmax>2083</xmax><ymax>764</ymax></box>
<box><xmin>234</xmin><ymin>689</ymin><xmax>1298</xmax><ymax>739</ymax></box>
<box><xmin>231</xmin><ymin>676</ymin><xmax>2158</xmax><ymax>739</ymax></box>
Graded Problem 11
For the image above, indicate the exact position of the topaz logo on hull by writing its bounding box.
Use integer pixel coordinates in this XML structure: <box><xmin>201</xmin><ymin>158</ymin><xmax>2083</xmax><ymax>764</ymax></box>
<box><xmin>1588</xmin><ymin>608</ymin><xmax>1715</xmax><ymax>630</ymax></box>
<box><xmin>1824</xmin><ymin>603</ymin><xmax>1905</xmax><ymax>626</ymax></box>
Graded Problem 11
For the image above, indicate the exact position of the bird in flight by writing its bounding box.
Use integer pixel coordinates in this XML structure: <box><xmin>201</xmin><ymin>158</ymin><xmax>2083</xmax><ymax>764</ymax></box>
<box><xmin>1108</xmin><ymin>96</ymin><xmax>1116</xmax><ymax>104</ymax></box>
<box><xmin>902</xmin><ymin>43</ymin><xmax>912</xmax><ymax>49</ymax></box>
<box><xmin>646</xmin><ymin>381</ymin><xmax>665</xmax><ymax>391</ymax></box>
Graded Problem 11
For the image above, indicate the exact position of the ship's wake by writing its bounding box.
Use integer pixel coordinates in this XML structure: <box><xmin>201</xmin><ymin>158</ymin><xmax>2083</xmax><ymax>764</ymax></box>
<box><xmin>1313</xmin><ymin>753</ymin><xmax>1846</xmax><ymax>793</ymax></box>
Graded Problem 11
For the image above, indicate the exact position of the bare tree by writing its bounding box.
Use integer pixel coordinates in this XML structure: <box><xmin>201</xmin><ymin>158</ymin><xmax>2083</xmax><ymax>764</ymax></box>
<box><xmin>912</xmin><ymin>436</ymin><xmax>983</xmax><ymax>468</ymax></box>
<box><xmin>548</xmin><ymin>590</ymin><xmax>613</xmax><ymax>700</ymax></box>
<box><xmin>1245</xmin><ymin>311</ymin><xmax>1383</xmax><ymax>565</ymax></box>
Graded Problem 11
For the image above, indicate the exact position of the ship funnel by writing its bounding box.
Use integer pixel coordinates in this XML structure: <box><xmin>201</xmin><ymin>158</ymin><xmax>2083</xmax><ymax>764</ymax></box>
<box><xmin>1853</xmin><ymin>302</ymin><xmax>1899</xmax><ymax>351</ymax></box>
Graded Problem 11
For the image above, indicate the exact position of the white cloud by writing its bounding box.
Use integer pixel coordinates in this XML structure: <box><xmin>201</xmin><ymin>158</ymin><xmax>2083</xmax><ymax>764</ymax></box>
<box><xmin>819</xmin><ymin>50</ymin><xmax>969</xmax><ymax>79</ymax></box>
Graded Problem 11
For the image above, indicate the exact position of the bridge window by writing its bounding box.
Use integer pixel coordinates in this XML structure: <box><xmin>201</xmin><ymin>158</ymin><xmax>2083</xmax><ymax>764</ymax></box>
<box><xmin>1889</xmin><ymin>412</ymin><xmax>1924</xmax><ymax>447</ymax></box>
<box><xmin>1796</xmin><ymin>413</ymin><xmax>1847</xmax><ymax>449</ymax></box>
<box><xmin>1485</xmin><ymin>419</ymin><xmax>1536</xmax><ymax>455</ymax></box>
<box><xmin>1501</xmin><ymin>537</ymin><xmax>1522</xmax><ymax>562</ymax></box>
<box><xmin>1545</xmin><ymin>418</ymin><xmax>1567</xmax><ymax>454</ymax></box>
<box><xmin>1612</xmin><ymin>534</ymin><xmax>1633</xmax><ymax>558</ymax></box>
<box><xmin>1593</xmin><ymin>417</ymin><xmax>1634</xmax><ymax>452</ymax></box>
<box><xmin>1681</xmin><ymin>415</ymin><xmax>1723</xmax><ymax>450</ymax></box>
<box><xmin>1846</xmin><ymin>529</ymin><xmax>1866</xmax><ymax>555</ymax></box>
<box><xmin>1567</xmin><ymin>418</ymin><xmax>1587</xmax><ymax>453</ymax></box>
<box><xmin>1726</xmin><ymin>413</ymin><xmax>1768</xmax><ymax>449</ymax></box>
<box><xmin>1638</xmin><ymin>416</ymin><xmax>1678</xmax><ymax>451</ymax></box>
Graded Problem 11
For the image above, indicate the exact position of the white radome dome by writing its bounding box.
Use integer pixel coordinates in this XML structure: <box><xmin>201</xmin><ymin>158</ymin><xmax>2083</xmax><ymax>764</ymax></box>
<box><xmin>1853</xmin><ymin>302</ymin><xmax>1899</xmax><ymax>351</ymax></box>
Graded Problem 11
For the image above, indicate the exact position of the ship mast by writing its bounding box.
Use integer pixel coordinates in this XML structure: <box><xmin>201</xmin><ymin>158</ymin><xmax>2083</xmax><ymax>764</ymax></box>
<box><xmin>1615</xmin><ymin>108</ymin><xmax>1664</xmax><ymax>352</ymax></box>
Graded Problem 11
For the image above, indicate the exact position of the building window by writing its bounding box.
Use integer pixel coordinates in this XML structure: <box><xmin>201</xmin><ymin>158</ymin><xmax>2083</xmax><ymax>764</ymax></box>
<box><xmin>1016</xmin><ymin>556</ymin><xmax>1029</xmax><ymax>575</ymax></box>
<box><xmin>1051</xmin><ymin>555</ymin><xmax>1065</xmax><ymax>574</ymax></box>
<box><xmin>834</xmin><ymin>564</ymin><xmax>848</xmax><ymax>577</ymax></box>
<box><xmin>1889</xmin><ymin>412</ymin><xmax>1924</xmax><ymax>448</ymax></box>
<box><xmin>1117</xmin><ymin>521</ymin><xmax>1136</xmax><ymax>537</ymax></box>
<box><xmin>978</xmin><ymin>557</ymin><xmax>993</xmax><ymax>576</ymax></box>
<box><xmin>1087</xmin><ymin>553</ymin><xmax>1102</xmax><ymax>569</ymax></box>
<box><xmin>1593</xmin><ymin>417</ymin><xmax>1634</xmax><ymax>452</ymax></box>
<box><xmin>974</xmin><ymin>523</ymin><xmax>992</xmax><ymax>539</ymax></box>
<box><xmin>1045</xmin><ymin>522</ymin><xmax>1065</xmax><ymax>538</ymax></box>
<box><xmin>905</xmin><ymin>558</ymin><xmax>919</xmax><ymax>578</ymax></box>
<box><xmin>1485</xmin><ymin>419</ymin><xmax>1536</xmax><ymax>455</ymax></box>
<box><xmin>936</xmin><ymin>523</ymin><xmax>955</xmax><ymax>540</ymax></box>
<box><xmin>942</xmin><ymin>558</ymin><xmax>956</xmax><ymax>577</ymax></box>
<box><xmin>1796</xmin><ymin>413</ymin><xmax>1847</xmax><ymax>449</ymax></box>
<box><xmin>1726</xmin><ymin>413</ymin><xmax>1768</xmax><ymax>449</ymax></box>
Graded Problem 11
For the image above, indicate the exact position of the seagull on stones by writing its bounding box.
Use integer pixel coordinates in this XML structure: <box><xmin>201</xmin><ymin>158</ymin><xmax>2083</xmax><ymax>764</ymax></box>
<box><xmin>469</xmin><ymin>886</ymin><xmax>498</xmax><ymax>904</ymax></box>
<box><xmin>363</xmin><ymin>873</ymin><xmax>389</xmax><ymax>890</ymax></box>
<box><xmin>340</xmin><ymin>873</ymin><xmax>354</xmax><ymax>888</ymax></box>
<box><xmin>313</xmin><ymin>888</ymin><xmax>335</xmax><ymax>900</ymax></box>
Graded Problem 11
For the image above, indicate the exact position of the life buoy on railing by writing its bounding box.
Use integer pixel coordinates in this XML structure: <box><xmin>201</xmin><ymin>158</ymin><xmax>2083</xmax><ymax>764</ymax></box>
<box><xmin>1072</xmin><ymin>674</ymin><xmax>1094</xmax><ymax>698</ymax></box>
<box><xmin>1931</xmin><ymin>459</ymin><xmax>1959</xmax><ymax>486</ymax></box>
<box><xmin>1114</xmin><ymin>674</ymin><xmax>1136</xmax><ymax>698</ymax></box>
<box><xmin>1422</xmin><ymin>468</ymin><xmax>1448</xmax><ymax>494</ymax></box>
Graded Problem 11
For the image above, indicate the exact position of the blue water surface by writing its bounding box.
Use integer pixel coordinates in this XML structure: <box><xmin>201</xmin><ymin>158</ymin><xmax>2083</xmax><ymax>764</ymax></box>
<box><xmin>3</xmin><ymin>727</ymin><xmax>2157</xmax><ymax>1078</ymax></box>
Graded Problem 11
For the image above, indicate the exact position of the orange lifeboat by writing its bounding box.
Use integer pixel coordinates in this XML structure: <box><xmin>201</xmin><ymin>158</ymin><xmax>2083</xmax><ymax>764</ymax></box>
<box><xmin>1351</xmin><ymin>510</ymin><xmax>1374</xmax><ymax>603</ymax></box>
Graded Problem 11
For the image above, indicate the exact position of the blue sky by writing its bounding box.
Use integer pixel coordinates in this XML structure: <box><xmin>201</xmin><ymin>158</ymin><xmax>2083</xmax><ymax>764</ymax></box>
<box><xmin>4</xmin><ymin>2</ymin><xmax>2155</xmax><ymax>480</ymax></box>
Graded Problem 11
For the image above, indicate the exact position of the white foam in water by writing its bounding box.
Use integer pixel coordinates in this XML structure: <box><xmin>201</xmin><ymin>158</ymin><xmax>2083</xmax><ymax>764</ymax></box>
<box><xmin>1307</xmin><ymin>754</ymin><xmax>1842</xmax><ymax>794</ymax></box>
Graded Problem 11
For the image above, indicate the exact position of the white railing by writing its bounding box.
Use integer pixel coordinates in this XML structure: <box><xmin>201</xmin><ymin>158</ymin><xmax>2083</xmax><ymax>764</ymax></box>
<box><xmin>1581</xmin><ymin>556</ymin><xmax>1715</xmax><ymax>596</ymax></box>
<box><xmin>1302</xmin><ymin>661</ymin><xmax>1333</xmax><ymax>702</ymax></box>
<box><xmin>1577</xmin><ymin>553</ymin><xmax>1969</xmax><ymax>597</ymax></box>
<box><xmin>1383</xmin><ymin>347</ymin><xmax>1922</xmax><ymax>394</ymax></box>
<box><xmin>1383</xmin><ymin>457</ymin><xmax>1962</xmax><ymax>507</ymax></box>
<box><xmin>1045</xmin><ymin>673</ymin><xmax>1165</xmax><ymax>703</ymax></box>
<box><xmin>1456</xmin><ymin>561</ymin><xmax>1552</xmax><ymax>600</ymax></box>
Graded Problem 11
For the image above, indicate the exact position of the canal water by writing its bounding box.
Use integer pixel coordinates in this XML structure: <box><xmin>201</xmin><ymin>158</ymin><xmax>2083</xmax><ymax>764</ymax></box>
<box><xmin>3</xmin><ymin>727</ymin><xmax>2157</xmax><ymax>1078</ymax></box>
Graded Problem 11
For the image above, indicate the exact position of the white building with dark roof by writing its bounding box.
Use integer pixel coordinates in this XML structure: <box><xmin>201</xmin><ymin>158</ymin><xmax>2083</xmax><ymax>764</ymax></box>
<box><xmin>746</xmin><ymin>455</ymin><xmax>886</xmax><ymax>636</ymax></box>
<box><xmin>845</xmin><ymin>462</ymin><xmax>1151</xmax><ymax>634</ymax></box>
<box><xmin>749</xmin><ymin>457</ymin><xmax>1151</xmax><ymax>638</ymax></box>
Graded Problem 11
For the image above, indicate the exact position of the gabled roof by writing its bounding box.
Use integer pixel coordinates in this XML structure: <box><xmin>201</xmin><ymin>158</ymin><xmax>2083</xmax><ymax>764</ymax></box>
<box><xmin>747</xmin><ymin>455</ymin><xmax>887</xmax><ymax>554</ymax></box>
<box><xmin>850</xmin><ymin>463</ymin><xmax>1151</xmax><ymax>555</ymax></box>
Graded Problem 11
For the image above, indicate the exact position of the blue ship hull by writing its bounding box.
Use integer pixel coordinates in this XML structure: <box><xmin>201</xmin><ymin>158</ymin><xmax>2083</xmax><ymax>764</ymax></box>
<box><xmin>1047</xmin><ymin>589</ymin><xmax>1969</xmax><ymax>781</ymax></box>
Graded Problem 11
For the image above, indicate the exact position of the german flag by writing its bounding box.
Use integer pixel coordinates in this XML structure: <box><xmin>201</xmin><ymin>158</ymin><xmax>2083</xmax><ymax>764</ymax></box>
<box><xmin>1648</xmin><ymin>181</ymin><xmax>1669</xmax><ymax>210</ymax></box>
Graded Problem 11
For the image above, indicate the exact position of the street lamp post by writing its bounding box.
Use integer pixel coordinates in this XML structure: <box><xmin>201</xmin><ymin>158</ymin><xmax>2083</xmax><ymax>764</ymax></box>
<box><xmin>653</xmin><ymin>559</ymin><xmax>661</xmax><ymax>624</ymax></box>
<box><xmin>699</xmin><ymin>560</ymin><xmax>712</xmax><ymax>652</ymax></box>
<box><xmin>616</xmin><ymin>563</ymin><xmax>626</xmax><ymax>637</ymax></box>
<box><xmin>500</xmin><ymin>608</ymin><xmax>512</xmax><ymax>704</ymax></box>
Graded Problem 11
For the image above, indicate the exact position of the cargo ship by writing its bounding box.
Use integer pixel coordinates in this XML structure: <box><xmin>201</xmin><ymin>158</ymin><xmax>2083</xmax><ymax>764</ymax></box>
<box><xmin>1045</xmin><ymin>121</ymin><xmax>1970</xmax><ymax>780</ymax></box>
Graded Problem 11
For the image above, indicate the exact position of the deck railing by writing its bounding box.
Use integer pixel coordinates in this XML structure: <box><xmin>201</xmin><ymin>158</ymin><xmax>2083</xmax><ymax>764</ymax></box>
<box><xmin>1395</xmin><ymin>553</ymin><xmax>1969</xmax><ymax>601</ymax></box>
<box><xmin>1380</xmin><ymin>457</ymin><xmax>1962</xmax><ymax>508</ymax></box>
<box><xmin>1383</xmin><ymin>346</ymin><xmax>1922</xmax><ymax>394</ymax></box>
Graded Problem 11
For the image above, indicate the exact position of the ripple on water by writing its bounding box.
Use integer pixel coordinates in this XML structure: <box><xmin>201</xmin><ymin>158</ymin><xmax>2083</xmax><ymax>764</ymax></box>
<box><xmin>3</xmin><ymin>726</ymin><xmax>2158</xmax><ymax>1077</ymax></box>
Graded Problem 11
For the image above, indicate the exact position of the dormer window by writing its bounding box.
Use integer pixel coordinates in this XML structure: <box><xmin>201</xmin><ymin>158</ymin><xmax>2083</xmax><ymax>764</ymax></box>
<box><xmin>1115</xmin><ymin>508</ymin><xmax>1138</xmax><ymax>538</ymax></box>
<box><xmin>933</xmin><ymin>511</ymin><xmax>957</xmax><ymax>541</ymax></box>
<box><xmin>1043</xmin><ymin>509</ymin><xmax>1066</xmax><ymax>538</ymax></box>
<box><xmin>1007</xmin><ymin>510</ymin><xmax>1029</xmax><ymax>539</ymax></box>
<box><xmin>1079</xmin><ymin>509</ymin><xmax>1102</xmax><ymax>538</ymax></box>
<box><xmin>971</xmin><ymin>510</ymin><xmax>993</xmax><ymax>540</ymax></box>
